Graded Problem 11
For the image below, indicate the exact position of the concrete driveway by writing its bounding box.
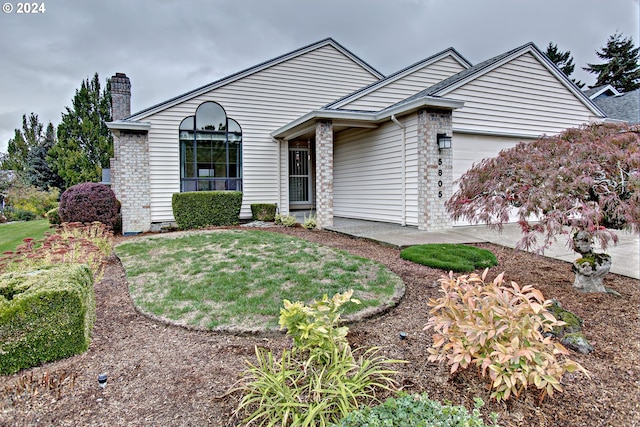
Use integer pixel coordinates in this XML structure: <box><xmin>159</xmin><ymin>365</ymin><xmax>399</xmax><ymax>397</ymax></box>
<box><xmin>325</xmin><ymin>218</ymin><xmax>639</xmax><ymax>279</ymax></box>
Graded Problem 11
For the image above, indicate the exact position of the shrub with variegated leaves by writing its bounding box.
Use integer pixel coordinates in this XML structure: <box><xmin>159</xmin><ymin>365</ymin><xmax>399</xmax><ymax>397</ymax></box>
<box><xmin>424</xmin><ymin>270</ymin><xmax>589</xmax><ymax>402</ymax></box>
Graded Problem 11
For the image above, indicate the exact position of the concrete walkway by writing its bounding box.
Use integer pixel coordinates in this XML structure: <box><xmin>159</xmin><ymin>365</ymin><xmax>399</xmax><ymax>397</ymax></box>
<box><xmin>324</xmin><ymin>217</ymin><xmax>639</xmax><ymax>279</ymax></box>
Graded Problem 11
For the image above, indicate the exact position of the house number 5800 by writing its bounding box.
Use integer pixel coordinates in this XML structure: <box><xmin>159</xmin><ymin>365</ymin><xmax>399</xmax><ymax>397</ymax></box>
<box><xmin>438</xmin><ymin>158</ymin><xmax>443</xmax><ymax>198</ymax></box>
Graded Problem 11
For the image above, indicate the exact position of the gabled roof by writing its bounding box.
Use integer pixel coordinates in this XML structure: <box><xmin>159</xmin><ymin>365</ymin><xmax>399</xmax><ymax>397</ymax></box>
<box><xmin>272</xmin><ymin>95</ymin><xmax>464</xmax><ymax>141</ymax></box>
<box><xmin>591</xmin><ymin>89</ymin><xmax>640</xmax><ymax>123</ymax></box>
<box><xmin>125</xmin><ymin>38</ymin><xmax>384</xmax><ymax>121</ymax></box>
<box><xmin>399</xmin><ymin>42</ymin><xmax>606</xmax><ymax>117</ymax></box>
<box><xmin>583</xmin><ymin>85</ymin><xmax>621</xmax><ymax>99</ymax></box>
<box><xmin>323</xmin><ymin>47</ymin><xmax>471</xmax><ymax>110</ymax></box>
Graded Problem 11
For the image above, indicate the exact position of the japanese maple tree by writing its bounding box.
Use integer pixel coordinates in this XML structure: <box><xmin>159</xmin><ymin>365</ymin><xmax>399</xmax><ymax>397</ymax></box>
<box><xmin>446</xmin><ymin>123</ymin><xmax>640</xmax><ymax>253</ymax></box>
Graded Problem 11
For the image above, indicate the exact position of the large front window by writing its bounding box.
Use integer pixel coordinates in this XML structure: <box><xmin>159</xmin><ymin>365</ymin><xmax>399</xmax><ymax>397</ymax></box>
<box><xmin>179</xmin><ymin>101</ymin><xmax>242</xmax><ymax>192</ymax></box>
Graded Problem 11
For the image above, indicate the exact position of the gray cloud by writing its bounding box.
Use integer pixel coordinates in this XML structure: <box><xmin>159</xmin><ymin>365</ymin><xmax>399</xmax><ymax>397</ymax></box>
<box><xmin>1</xmin><ymin>0</ymin><xmax>638</xmax><ymax>152</ymax></box>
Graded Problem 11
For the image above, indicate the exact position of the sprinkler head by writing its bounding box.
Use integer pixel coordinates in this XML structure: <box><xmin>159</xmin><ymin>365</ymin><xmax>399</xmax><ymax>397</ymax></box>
<box><xmin>98</xmin><ymin>373</ymin><xmax>108</xmax><ymax>388</ymax></box>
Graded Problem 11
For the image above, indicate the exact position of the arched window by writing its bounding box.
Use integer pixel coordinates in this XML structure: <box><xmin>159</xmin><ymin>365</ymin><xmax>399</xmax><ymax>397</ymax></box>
<box><xmin>179</xmin><ymin>101</ymin><xmax>242</xmax><ymax>192</ymax></box>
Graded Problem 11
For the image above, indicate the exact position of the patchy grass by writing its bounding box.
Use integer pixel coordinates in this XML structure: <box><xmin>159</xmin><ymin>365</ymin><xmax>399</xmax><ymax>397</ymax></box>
<box><xmin>0</xmin><ymin>219</ymin><xmax>51</xmax><ymax>253</ymax></box>
<box><xmin>400</xmin><ymin>244</ymin><xmax>497</xmax><ymax>272</ymax></box>
<box><xmin>115</xmin><ymin>230</ymin><xmax>404</xmax><ymax>331</ymax></box>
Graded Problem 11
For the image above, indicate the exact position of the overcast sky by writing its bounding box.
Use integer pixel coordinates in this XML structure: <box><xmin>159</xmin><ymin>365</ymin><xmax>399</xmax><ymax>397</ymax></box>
<box><xmin>0</xmin><ymin>0</ymin><xmax>638</xmax><ymax>153</ymax></box>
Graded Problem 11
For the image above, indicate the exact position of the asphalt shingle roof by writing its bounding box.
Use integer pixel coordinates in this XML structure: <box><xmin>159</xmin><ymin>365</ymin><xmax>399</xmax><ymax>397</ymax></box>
<box><xmin>592</xmin><ymin>89</ymin><xmax>640</xmax><ymax>123</ymax></box>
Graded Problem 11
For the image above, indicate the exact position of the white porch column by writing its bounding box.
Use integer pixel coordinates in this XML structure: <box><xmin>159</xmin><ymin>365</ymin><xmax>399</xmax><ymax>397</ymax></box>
<box><xmin>417</xmin><ymin>109</ymin><xmax>454</xmax><ymax>231</ymax></box>
<box><xmin>315</xmin><ymin>120</ymin><xmax>334</xmax><ymax>229</ymax></box>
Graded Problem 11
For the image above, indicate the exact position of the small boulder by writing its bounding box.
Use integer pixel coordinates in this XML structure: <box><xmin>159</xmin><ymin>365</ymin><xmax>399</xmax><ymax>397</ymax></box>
<box><xmin>561</xmin><ymin>332</ymin><xmax>594</xmax><ymax>354</ymax></box>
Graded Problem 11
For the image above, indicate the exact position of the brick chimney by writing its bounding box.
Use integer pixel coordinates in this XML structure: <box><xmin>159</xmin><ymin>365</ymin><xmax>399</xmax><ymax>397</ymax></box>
<box><xmin>110</xmin><ymin>73</ymin><xmax>131</xmax><ymax>121</ymax></box>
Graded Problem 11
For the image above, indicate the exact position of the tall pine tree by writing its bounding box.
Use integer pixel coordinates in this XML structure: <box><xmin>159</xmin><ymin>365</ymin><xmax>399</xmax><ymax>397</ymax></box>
<box><xmin>50</xmin><ymin>73</ymin><xmax>113</xmax><ymax>188</ymax></box>
<box><xmin>27</xmin><ymin>122</ymin><xmax>63</xmax><ymax>190</ymax></box>
<box><xmin>2</xmin><ymin>113</ymin><xmax>44</xmax><ymax>174</ymax></box>
<box><xmin>545</xmin><ymin>42</ymin><xmax>585</xmax><ymax>88</ymax></box>
<box><xmin>584</xmin><ymin>32</ymin><xmax>640</xmax><ymax>92</ymax></box>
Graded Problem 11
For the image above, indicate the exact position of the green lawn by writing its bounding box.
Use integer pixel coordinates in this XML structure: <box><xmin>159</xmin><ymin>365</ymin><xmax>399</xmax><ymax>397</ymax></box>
<box><xmin>0</xmin><ymin>219</ymin><xmax>51</xmax><ymax>253</ymax></box>
<box><xmin>116</xmin><ymin>229</ymin><xmax>405</xmax><ymax>331</ymax></box>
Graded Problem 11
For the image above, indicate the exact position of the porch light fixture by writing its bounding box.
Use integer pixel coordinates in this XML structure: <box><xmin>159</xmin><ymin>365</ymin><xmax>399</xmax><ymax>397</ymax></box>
<box><xmin>437</xmin><ymin>133</ymin><xmax>452</xmax><ymax>150</ymax></box>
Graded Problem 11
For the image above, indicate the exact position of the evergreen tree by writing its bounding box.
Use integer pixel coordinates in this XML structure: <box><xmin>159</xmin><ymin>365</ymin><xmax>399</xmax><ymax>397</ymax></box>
<box><xmin>1</xmin><ymin>113</ymin><xmax>44</xmax><ymax>174</ymax></box>
<box><xmin>545</xmin><ymin>42</ymin><xmax>585</xmax><ymax>88</ymax></box>
<box><xmin>584</xmin><ymin>32</ymin><xmax>640</xmax><ymax>92</ymax></box>
<box><xmin>27</xmin><ymin>122</ymin><xmax>63</xmax><ymax>190</ymax></box>
<box><xmin>50</xmin><ymin>73</ymin><xmax>113</xmax><ymax>188</ymax></box>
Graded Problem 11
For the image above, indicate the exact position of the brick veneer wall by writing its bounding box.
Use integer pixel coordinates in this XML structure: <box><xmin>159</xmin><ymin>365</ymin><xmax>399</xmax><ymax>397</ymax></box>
<box><xmin>110</xmin><ymin>131</ymin><xmax>151</xmax><ymax>234</ymax></box>
<box><xmin>417</xmin><ymin>109</ymin><xmax>453</xmax><ymax>231</ymax></box>
<box><xmin>315</xmin><ymin>120</ymin><xmax>334</xmax><ymax>229</ymax></box>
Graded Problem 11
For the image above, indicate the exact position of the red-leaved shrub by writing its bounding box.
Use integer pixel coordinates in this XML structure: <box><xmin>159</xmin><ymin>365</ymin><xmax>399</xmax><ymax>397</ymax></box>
<box><xmin>59</xmin><ymin>183</ymin><xmax>119</xmax><ymax>229</ymax></box>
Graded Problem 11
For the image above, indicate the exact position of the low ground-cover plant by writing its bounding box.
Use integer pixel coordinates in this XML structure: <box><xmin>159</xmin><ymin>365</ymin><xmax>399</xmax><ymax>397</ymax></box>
<box><xmin>59</xmin><ymin>183</ymin><xmax>119</xmax><ymax>229</ymax></box>
<box><xmin>172</xmin><ymin>191</ymin><xmax>242</xmax><ymax>229</ymax></box>
<box><xmin>400</xmin><ymin>244</ymin><xmax>497</xmax><ymax>272</ymax></box>
<box><xmin>302</xmin><ymin>212</ymin><xmax>317</xmax><ymax>230</ymax></box>
<box><xmin>424</xmin><ymin>270</ymin><xmax>588</xmax><ymax>402</ymax></box>
<box><xmin>116</xmin><ymin>230</ymin><xmax>402</xmax><ymax>331</ymax></box>
<box><xmin>275</xmin><ymin>213</ymin><xmax>298</xmax><ymax>227</ymax></box>
<box><xmin>333</xmin><ymin>392</ymin><xmax>500</xmax><ymax>427</ymax></box>
<box><xmin>235</xmin><ymin>290</ymin><xmax>403</xmax><ymax>426</ymax></box>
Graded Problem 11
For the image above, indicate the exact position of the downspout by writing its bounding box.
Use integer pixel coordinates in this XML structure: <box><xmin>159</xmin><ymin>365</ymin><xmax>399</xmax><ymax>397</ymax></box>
<box><xmin>276</xmin><ymin>138</ymin><xmax>282</xmax><ymax>214</ymax></box>
<box><xmin>390</xmin><ymin>114</ymin><xmax>406</xmax><ymax>226</ymax></box>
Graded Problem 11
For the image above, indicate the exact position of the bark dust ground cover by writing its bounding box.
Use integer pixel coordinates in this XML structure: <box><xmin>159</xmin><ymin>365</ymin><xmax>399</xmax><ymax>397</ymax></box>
<box><xmin>1</xmin><ymin>226</ymin><xmax>638</xmax><ymax>426</ymax></box>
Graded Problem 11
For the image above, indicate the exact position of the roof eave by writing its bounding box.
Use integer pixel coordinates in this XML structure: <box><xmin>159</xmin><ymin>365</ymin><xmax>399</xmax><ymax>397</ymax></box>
<box><xmin>106</xmin><ymin>121</ymin><xmax>151</xmax><ymax>131</ymax></box>
<box><xmin>272</xmin><ymin>96</ymin><xmax>464</xmax><ymax>140</ymax></box>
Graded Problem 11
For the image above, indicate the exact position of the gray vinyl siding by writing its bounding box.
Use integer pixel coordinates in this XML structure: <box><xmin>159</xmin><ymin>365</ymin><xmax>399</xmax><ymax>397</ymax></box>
<box><xmin>140</xmin><ymin>45</ymin><xmax>379</xmax><ymax>222</ymax></box>
<box><xmin>334</xmin><ymin>114</ymin><xmax>420</xmax><ymax>226</ymax></box>
<box><xmin>339</xmin><ymin>56</ymin><xmax>466</xmax><ymax>111</ymax></box>
<box><xmin>446</xmin><ymin>53</ymin><xmax>596</xmax><ymax>136</ymax></box>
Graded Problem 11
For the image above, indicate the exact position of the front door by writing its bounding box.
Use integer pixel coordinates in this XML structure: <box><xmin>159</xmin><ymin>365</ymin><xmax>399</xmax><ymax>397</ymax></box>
<box><xmin>289</xmin><ymin>147</ymin><xmax>311</xmax><ymax>207</ymax></box>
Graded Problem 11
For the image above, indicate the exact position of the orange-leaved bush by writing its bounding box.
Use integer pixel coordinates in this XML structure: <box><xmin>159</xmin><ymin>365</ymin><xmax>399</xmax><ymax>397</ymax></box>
<box><xmin>424</xmin><ymin>270</ymin><xmax>589</xmax><ymax>402</ymax></box>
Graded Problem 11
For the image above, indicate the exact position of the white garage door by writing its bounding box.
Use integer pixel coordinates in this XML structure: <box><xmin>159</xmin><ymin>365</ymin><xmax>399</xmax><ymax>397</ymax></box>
<box><xmin>452</xmin><ymin>133</ymin><xmax>534</xmax><ymax>225</ymax></box>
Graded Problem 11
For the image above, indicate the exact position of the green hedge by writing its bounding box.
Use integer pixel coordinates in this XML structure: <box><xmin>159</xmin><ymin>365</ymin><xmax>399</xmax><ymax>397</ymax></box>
<box><xmin>0</xmin><ymin>264</ymin><xmax>96</xmax><ymax>375</ymax></box>
<box><xmin>334</xmin><ymin>393</ymin><xmax>498</xmax><ymax>427</ymax></box>
<box><xmin>172</xmin><ymin>191</ymin><xmax>243</xmax><ymax>230</ymax></box>
<box><xmin>250</xmin><ymin>203</ymin><xmax>277</xmax><ymax>221</ymax></box>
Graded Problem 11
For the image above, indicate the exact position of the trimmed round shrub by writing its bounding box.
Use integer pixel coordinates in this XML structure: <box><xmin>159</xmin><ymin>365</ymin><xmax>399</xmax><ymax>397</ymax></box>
<box><xmin>400</xmin><ymin>244</ymin><xmax>497</xmax><ymax>272</ymax></box>
<box><xmin>250</xmin><ymin>203</ymin><xmax>277</xmax><ymax>221</ymax></box>
<box><xmin>335</xmin><ymin>392</ymin><xmax>497</xmax><ymax>427</ymax></box>
<box><xmin>59</xmin><ymin>183</ymin><xmax>119</xmax><ymax>228</ymax></box>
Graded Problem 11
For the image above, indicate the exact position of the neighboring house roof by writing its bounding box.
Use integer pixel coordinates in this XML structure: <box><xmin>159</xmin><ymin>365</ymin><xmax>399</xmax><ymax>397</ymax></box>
<box><xmin>397</xmin><ymin>42</ymin><xmax>605</xmax><ymax>118</ymax></box>
<box><xmin>584</xmin><ymin>85</ymin><xmax>621</xmax><ymax>99</ymax></box>
<box><xmin>324</xmin><ymin>47</ymin><xmax>472</xmax><ymax>110</ymax></box>
<box><xmin>125</xmin><ymin>38</ymin><xmax>384</xmax><ymax>121</ymax></box>
<box><xmin>590</xmin><ymin>89</ymin><xmax>640</xmax><ymax>123</ymax></box>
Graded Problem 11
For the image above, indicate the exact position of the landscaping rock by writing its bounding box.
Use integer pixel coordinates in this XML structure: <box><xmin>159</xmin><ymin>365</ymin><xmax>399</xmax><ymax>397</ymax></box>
<box><xmin>561</xmin><ymin>332</ymin><xmax>594</xmax><ymax>354</ymax></box>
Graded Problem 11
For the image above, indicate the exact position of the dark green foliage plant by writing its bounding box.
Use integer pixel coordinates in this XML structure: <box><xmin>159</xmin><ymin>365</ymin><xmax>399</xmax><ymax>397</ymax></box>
<box><xmin>172</xmin><ymin>191</ymin><xmax>242</xmax><ymax>229</ymax></box>
<box><xmin>49</xmin><ymin>73</ymin><xmax>113</xmax><ymax>188</ymax></box>
<box><xmin>584</xmin><ymin>32</ymin><xmax>640</xmax><ymax>92</ymax></box>
<box><xmin>250</xmin><ymin>203</ymin><xmax>277</xmax><ymax>221</ymax></box>
<box><xmin>400</xmin><ymin>244</ymin><xmax>497</xmax><ymax>272</ymax></box>
<box><xmin>334</xmin><ymin>392</ymin><xmax>499</xmax><ymax>427</ymax></box>
<box><xmin>59</xmin><ymin>182</ymin><xmax>119</xmax><ymax>229</ymax></box>
<box><xmin>545</xmin><ymin>42</ymin><xmax>584</xmax><ymax>88</ymax></box>
<box><xmin>0</xmin><ymin>264</ymin><xmax>95</xmax><ymax>375</ymax></box>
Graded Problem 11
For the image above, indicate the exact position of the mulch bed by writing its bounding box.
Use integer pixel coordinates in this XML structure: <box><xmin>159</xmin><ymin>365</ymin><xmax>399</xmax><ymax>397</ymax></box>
<box><xmin>1</xmin><ymin>226</ymin><xmax>638</xmax><ymax>426</ymax></box>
